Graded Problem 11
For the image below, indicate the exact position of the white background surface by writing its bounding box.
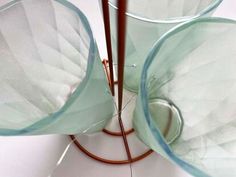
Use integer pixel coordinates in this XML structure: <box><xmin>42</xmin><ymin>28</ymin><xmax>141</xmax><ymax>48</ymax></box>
<box><xmin>0</xmin><ymin>0</ymin><xmax>236</xmax><ymax>177</ymax></box>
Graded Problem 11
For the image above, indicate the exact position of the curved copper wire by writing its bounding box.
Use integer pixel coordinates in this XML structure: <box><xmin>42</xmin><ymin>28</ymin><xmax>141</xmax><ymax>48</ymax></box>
<box><xmin>69</xmin><ymin>0</ymin><xmax>174</xmax><ymax>166</ymax></box>
<box><xmin>69</xmin><ymin>135</ymin><xmax>153</xmax><ymax>165</ymax></box>
<box><xmin>69</xmin><ymin>107</ymin><xmax>172</xmax><ymax>165</ymax></box>
<box><xmin>102</xmin><ymin>128</ymin><xmax>134</xmax><ymax>136</ymax></box>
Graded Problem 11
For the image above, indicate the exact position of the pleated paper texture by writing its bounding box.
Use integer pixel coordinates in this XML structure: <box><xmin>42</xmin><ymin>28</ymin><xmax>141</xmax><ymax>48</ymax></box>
<box><xmin>0</xmin><ymin>0</ymin><xmax>114</xmax><ymax>135</ymax></box>
<box><xmin>134</xmin><ymin>17</ymin><xmax>236</xmax><ymax>177</ymax></box>
<box><xmin>108</xmin><ymin>0</ymin><xmax>222</xmax><ymax>92</ymax></box>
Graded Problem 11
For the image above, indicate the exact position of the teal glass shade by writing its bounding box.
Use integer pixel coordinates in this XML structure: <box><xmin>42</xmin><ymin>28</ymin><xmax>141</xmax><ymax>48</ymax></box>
<box><xmin>0</xmin><ymin>0</ymin><xmax>114</xmax><ymax>135</ymax></box>
<box><xmin>134</xmin><ymin>17</ymin><xmax>236</xmax><ymax>177</ymax></box>
<box><xmin>109</xmin><ymin>0</ymin><xmax>222</xmax><ymax>92</ymax></box>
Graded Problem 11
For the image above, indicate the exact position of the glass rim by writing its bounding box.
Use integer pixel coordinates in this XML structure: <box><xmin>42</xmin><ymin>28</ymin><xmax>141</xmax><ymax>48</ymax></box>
<box><xmin>0</xmin><ymin>0</ymin><xmax>97</xmax><ymax>135</ymax></box>
<box><xmin>109</xmin><ymin>0</ymin><xmax>223</xmax><ymax>24</ymax></box>
<box><xmin>140</xmin><ymin>17</ymin><xmax>236</xmax><ymax>177</ymax></box>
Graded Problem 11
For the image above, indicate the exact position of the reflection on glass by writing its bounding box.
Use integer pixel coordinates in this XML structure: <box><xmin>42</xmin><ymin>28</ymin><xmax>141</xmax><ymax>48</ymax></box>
<box><xmin>109</xmin><ymin>0</ymin><xmax>222</xmax><ymax>92</ymax></box>
<box><xmin>0</xmin><ymin>0</ymin><xmax>114</xmax><ymax>135</ymax></box>
<box><xmin>134</xmin><ymin>17</ymin><xmax>236</xmax><ymax>177</ymax></box>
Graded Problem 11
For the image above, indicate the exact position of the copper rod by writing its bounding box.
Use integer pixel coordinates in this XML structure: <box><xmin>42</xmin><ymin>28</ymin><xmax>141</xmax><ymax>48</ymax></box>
<box><xmin>69</xmin><ymin>101</ymin><xmax>174</xmax><ymax>165</ymax></box>
<box><xmin>117</xmin><ymin>0</ymin><xmax>132</xmax><ymax>162</ymax></box>
<box><xmin>102</xmin><ymin>60</ymin><xmax>112</xmax><ymax>90</ymax></box>
<box><xmin>101</xmin><ymin>59</ymin><xmax>134</xmax><ymax>137</ymax></box>
<box><xmin>117</xmin><ymin>0</ymin><xmax>126</xmax><ymax>113</ymax></box>
<box><xmin>102</xmin><ymin>128</ymin><xmax>134</xmax><ymax>136</ymax></box>
<box><xmin>70</xmin><ymin>135</ymin><xmax>153</xmax><ymax>165</ymax></box>
<box><xmin>102</xmin><ymin>0</ymin><xmax>115</xmax><ymax>96</ymax></box>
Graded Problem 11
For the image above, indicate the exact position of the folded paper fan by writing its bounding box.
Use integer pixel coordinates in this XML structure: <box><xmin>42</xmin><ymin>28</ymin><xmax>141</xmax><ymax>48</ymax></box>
<box><xmin>0</xmin><ymin>0</ymin><xmax>114</xmax><ymax>135</ymax></box>
<box><xmin>134</xmin><ymin>17</ymin><xmax>236</xmax><ymax>177</ymax></box>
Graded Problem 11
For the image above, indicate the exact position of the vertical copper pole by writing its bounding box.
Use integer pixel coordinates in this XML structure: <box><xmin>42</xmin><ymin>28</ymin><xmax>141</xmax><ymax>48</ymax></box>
<box><xmin>117</xmin><ymin>0</ymin><xmax>132</xmax><ymax>161</ymax></box>
<box><xmin>102</xmin><ymin>0</ymin><xmax>115</xmax><ymax>96</ymax></box>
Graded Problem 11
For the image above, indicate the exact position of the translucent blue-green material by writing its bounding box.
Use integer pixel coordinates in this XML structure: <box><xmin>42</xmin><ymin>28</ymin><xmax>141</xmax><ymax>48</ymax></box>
<box><xmin>134</xmin><ymin>17</ymin><xmax>236</xmax><ymax>177</ymax></box>
<box><xmin>0</xmin><ymin>0</ymin><xmax>114</xmax><ymax>135</ymax></box>
<box><xmin>109</xmin><ymin>0</ymin><xmax>222</xmax><ymax>92</ymax></box>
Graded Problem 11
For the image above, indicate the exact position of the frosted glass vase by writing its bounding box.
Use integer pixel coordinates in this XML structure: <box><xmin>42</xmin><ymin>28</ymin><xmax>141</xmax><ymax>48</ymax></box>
<box><xmin>109</xmin><ymin>0</ymin><xmax>222</xmax><ymax>92</ymax></box>
<box><xmin>134</xmin><ymin>17</ymin><xmax>236</xmax><ymax>177</ymax></box>
<box><xmin>0</xmin><ymin>0</ymin><xmax>114</xmax><ymax>135</ymax></box>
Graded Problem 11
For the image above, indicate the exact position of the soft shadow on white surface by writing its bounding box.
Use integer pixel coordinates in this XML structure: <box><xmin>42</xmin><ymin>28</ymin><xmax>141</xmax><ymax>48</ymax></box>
<box><xmin>0</xmin><ymin>0</ymin><xmax>236</xmax><ymax>177</ymax></box>
<box><xmin>0</xmin><ymin>135</ymin><xmax>70</xmax><ymax>177</ymax></box>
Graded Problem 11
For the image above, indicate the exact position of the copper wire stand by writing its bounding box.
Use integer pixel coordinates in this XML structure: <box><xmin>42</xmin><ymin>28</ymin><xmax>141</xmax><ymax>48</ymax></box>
<box><xmin>69</xmin><ymin>0</ymin><xmax>154</xmax><ymax>165</ymax></box>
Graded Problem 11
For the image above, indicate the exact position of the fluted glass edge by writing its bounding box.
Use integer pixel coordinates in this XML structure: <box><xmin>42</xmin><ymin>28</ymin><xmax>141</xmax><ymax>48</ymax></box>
<box><xmin>108</xmin><ymin>0</ymin><xmax>223</xmax><ymax>24</ymax></box>
<box><xmin>0</xmin><ymin>0</ymin><xmax>102</xmax><ymax>135</ymax></box>
<box><xmin>139</xmin><ymin>17</ymin><xmax>236</xmax><ymax>177</ymax></box>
